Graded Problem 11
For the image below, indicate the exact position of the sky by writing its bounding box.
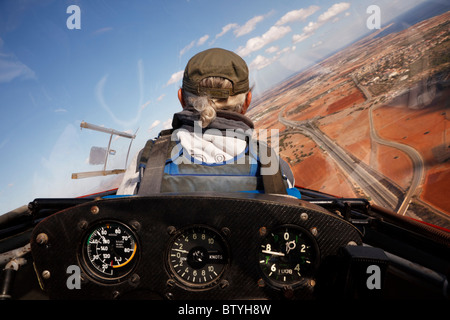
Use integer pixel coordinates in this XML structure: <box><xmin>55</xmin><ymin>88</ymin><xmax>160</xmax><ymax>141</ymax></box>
<box><xmin>0</xmin><ymin>0</ymin><xmax>431</xmax><ymax>213</ymax></box>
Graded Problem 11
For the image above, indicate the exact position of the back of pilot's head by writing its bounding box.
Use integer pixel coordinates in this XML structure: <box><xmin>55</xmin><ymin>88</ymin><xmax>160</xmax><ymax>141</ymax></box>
<box><xmin>181</xmin><ymin>48</ymin><xmax>251</xmax><ymax>127</ymax></box>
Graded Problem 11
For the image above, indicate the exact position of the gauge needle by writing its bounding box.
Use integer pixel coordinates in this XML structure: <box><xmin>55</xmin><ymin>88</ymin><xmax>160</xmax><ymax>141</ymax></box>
<box><xmin>172</xmin><ymin>248</ymin><xmax>189</xmax><ymax>254</ymax></box>
<box><xmin>262</xmin><ymin>250</ymin><xmax>285</xmax><ymax>256</ymax></box>
<box><xmin>285</xmin><ymin>240</ymin><xmax>296</xmax><ymax>254</ymax></box>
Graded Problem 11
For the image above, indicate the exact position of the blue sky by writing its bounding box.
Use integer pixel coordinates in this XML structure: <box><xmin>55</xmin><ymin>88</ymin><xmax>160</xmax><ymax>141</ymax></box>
<box><xmin>0</xmin><ymin>0</ymin><xmax>429</xmax><ymax>213</ymax></box>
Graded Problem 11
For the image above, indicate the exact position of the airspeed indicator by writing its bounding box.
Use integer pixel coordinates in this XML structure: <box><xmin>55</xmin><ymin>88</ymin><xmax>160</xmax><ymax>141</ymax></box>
<box><xmin>166</xmin><ymin>225</ymin><xmax>229</xmax><ymax>289</ymax></box>
<box><xmin>81</xmin><ymin>221</ymin><xmax>138</xmax><ymax>282</ymax></box>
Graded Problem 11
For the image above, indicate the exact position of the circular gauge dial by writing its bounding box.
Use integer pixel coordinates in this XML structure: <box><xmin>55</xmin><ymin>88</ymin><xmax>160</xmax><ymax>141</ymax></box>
<box><xmin>82</xmin><ymin>221</ymin><xmax>138</xmax><ymax>281</ymax></box>
<box><xmin>259</xmin><ymin>225</ymin><xmax>318</xmax><ymax>288</ymax></box>
<box><xmin>167</xmin><ymin>226</ymin><xmax>229</xmax><ymax>289</ymax></box>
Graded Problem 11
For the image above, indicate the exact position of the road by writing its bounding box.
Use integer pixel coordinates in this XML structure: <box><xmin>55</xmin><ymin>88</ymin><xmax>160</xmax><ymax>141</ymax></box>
<box><xmin>351</xmin><ymin>74</ymin><xmax>425</xmax><ymax>216</ymax></box>
<box><xmin>367</xmin><ymin>106</ymin><xmax>425</xmax><ymax>215</ymax></box>
<box><xmin>276</xmin><ymin>74</ymin><xmax>430</xmax><ymax>215</ymax></box>
<box><xmin>279</xmin><ymin>113</ymin><xmax>400</xmax><ymax>211</ymax></box>
<box><xmin>277</xmin><ymin>74</ymin><xmax>425</xmax><ymax>214</ymax></box>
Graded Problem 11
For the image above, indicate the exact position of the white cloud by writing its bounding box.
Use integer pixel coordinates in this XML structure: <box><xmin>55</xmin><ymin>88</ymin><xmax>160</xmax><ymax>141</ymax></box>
<box><xmin>250</xmin><ymin>55</ymin><xmax>276</xmax><ymax>70</ymax></box>
<box><xmin>292</xmin><ymin>32</ymin><xmax>313</xmax><ymax>44</ymax></box>
<box><xmin>237</xmin><ymin>25</ymin><xmax>291</xmax><ymax>57</ymax></box>
<box><xmin>312</xmin><ymin>40</ymin><xmax>323</xmax><ymax>48</ymax></box>
<box><xmin>179</xmin><ymin>40</ymin><xmax>195</xmax><ymax>57</ymax></box>
<box><xmin>92</xmin><ymin>27</ymin><xmax>114</xmax><ymax>36</ymax></box>
<box><xmin>275</xmin><ymin>5</ymin><xmax>320</xmax><ymax>25</ymax></box>
<box><xmin>157</xmin><ymin>94</ymin><xmax>165</xmax><ymax>101</ymax></box>
<box><xmin>148</xmin><ymin>120</ymin><xmax>161</xmax><ymax>132</ymax></box>
<box><xmin>216</xmin><ymin>23</ymin><xmax>239</xmax><ymax>38</ymax></box>
<box><xmin>54</xmin><ymin>108</ymin><xmax>68</xmax><ymax>113</ymax></box>
<box><xmin>234</xmin><ymin>15</ymin><xmax>265</xmax><ymax>37</ymax></box>
<box><xmin>166</xmin><ymin>70</ymin><xmax>184</xmax><ymax>86</ymax></box>
<box><xmin>317</xmin><ymin>2</ymin><xmax>350</xmax><ymax>23</ymax></box>
<box><xmin>162</xmin><ymin>118</ymin><xmax>173</xmax><ymax>130</ymax></box>
<box><xmin>197</xmin><ymin>34</ymin><xmax>209</xmax><ymax>46</ymax></box>
<box><xmin>249</xmin><ymin>46</ymin><xmax>295</xmax><ymax>70</ymax></box>
<box><xmin>180</xmin><ymin>34</ymin><xmax>211</xmax><ymax>57</ymax></box>
<box><xmin>139</xmin><ymin>100</ymin><xmax>151</xmax><ymax>110</ymax></box>
<box><xmin>303</xmin><ymin>21</ymin><xmax>319</xmax><ymax>34</ymax></box>
<box><xmin>278</xmin><ymin>46</ymin><xmax>294</xmax><ymax>55</ymax></box>
<box><xmin>265</xmin><ymin>46</ymin><xmax>279</xmax><ymax>54</ymax></box>
<box><xmin>292</xmin><ymin>2</ymin><xmax>351</xmax><ymax>44</ymax></box>
<box><xmin>216</xmin><ymin>12</ymin><xmax>270</xmax><ymax>40</ymax></box>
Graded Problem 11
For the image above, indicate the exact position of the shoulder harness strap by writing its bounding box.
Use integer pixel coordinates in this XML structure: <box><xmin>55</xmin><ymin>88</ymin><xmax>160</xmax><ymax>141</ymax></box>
<box><xmin>137</xmin><ymin>130</ymin><xmax>172</xmax><ymax>195</ymax></box>
<box><xmin>260</xmin><ymin>147</ymin><xmax>287</xmax><ymax>195</ymax></box>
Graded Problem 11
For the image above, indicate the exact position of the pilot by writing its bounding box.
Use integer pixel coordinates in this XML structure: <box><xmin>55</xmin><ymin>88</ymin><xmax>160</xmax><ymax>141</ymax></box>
<box><xmin>117</xmin><ymin>48</ymin><xmax>296</xmax><ymax>196</ymax></box>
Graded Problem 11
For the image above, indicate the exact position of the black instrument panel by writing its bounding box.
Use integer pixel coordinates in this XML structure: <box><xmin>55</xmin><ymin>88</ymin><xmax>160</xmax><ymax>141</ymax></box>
<box><xmin>30</xmin><ymin>193</ymin><xmax>362</xmax><ymax>299</ymax></box>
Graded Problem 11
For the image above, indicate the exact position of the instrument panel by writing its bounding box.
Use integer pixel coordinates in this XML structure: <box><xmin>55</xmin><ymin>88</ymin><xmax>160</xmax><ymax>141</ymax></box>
<box><xmin>30</xmin><ymin>193</ymin><xmax>362</xmax><ymax>299</ymax></box>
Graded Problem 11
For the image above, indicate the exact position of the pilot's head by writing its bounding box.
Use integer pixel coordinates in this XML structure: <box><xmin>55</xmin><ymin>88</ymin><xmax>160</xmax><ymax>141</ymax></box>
<box><xmin>178</xmin><ymin>48</ymin><xmax>252</xmax><ymax>127</ymax></box>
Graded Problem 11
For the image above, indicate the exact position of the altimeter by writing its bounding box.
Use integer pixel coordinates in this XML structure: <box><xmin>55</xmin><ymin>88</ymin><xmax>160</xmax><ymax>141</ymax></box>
<box><xmin>259</xmin><ymin>225</ymin><xmax>318</xmax><ymax>288</ymax></box>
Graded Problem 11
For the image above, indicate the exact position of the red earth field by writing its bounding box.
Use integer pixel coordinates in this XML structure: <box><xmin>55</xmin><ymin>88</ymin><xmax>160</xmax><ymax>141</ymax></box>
<box><xmin>248</xmin><ymin>11</ymin><xmax>450</xmax><ymax>225</ymax></box>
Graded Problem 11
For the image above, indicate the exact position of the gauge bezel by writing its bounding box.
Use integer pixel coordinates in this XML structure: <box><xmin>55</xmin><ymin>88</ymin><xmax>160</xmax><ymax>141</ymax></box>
<box><xmin>165</xmin><ymin>224</ymin><xmax>230</xmax><ymax>290</ymax></box>
<box><xmin>79</xmin><ymin>220</ymin><xmax>140</xmax><ymax>284</ymax></box>
<box><xmin>258</xmin><ymin>224</ymin><xmax>320</xmax><ymax>290</ymax></box>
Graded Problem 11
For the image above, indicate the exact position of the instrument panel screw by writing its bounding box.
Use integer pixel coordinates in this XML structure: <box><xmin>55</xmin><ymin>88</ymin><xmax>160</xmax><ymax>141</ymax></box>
<box><xmin>310</xmin><ymin>227</ymin><xmax>318</xmax><ymax>237</ymax></box>
<box><xmin>257</xmin><ymin>278</ymin><xmax>266</xmax><ymax>287</ymax></box>
<box><xmin>300</xmin><ymin>212</ymin><xmax>308</xmax><ymax>221</ymax></box>
<box><xmin>165</xmin><ymin>292</ymin><xmax>174</xmax><ymax>300</ymax></box>
<box><xmin>219</xmin><ymin>279</ymin><xmax>229</xmax><ymax>289</ymax></box>
<box><xmin>36</xmin><ymin>233</ymin><xmax>48</xmax><ymax>245</ymax></box>
<box><xmin>130</xmin><ymin>220</ymin><xmax>141</xmax><ymax>232</ymax></box>
<box><xmin>42</xmin><ymin>270</ymin><xmax>51</xmax><ymax>279</ymax></box>
<box><xmin>259</xmin><ymin>227</ymin><xmax>267</xmax><ymax>237</ymax></box>
<box><xmin>78</xmin><ymin>220</ymin><xmax>88</xmax><ymax>230</ymax></box>
<box><xmin>221</xmin><ymin>227</ymin><xmax>231</xmax><ymax>237</ymax></box>
<box><xmin>167</xmin><ymin>226</ymin><xmax>177</xmax><ymax>235</ymax></box>
<box><xmin>90</xmin><ymin>206</ymin><xmax>99</xmax><ymax>215</ymax></box>
<box><xmin>282</xmin><ymin>285</ymin><xmax>294</xmax><ymax>299</ymax></box>
<box><xmin>129</xmin><ymin>273</ymin><xmax>140</xmax><ymax>285</ymax></box>
<box><xmin>166</xmin><ymin>279</ymin><xmax>175</xmax><ymax>288</ymax></box>
<box><xmin>80</xmin><ymin>273</ymin><xmax>88</xmax><ymax>284</ymax></box>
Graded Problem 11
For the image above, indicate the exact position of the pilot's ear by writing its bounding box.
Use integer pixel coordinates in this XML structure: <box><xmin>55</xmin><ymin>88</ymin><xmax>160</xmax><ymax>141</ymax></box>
<box><xmin>241</xmin><ymin>91</ymin><xmax>252</xmax><ymax>114</ymax></box>
<box><xmin>178</xmin><ymin>88</ymin><xmax>186</xmax><ymax>108</ymax></box>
